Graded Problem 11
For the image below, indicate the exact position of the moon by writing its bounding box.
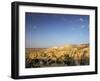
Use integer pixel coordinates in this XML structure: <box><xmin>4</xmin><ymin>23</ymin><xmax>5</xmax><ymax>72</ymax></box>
<box><xmin>79</xmin><ymin>18</ymin><xmax>84</xmax><ymax>22</ymax></box>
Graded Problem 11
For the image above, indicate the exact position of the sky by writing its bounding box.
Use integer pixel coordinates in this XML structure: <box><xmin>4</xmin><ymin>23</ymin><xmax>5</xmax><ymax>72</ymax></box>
<box><xmin>25</xmin><ymin>12</ymin><xmax>89</xmax><ymax>48</ymax></box>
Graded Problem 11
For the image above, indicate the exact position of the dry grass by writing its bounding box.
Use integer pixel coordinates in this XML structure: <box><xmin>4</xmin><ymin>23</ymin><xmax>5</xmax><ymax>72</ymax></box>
<box><xmin>25</xmin><ymin>44</ymin><xmax>89</xmax><ymax>68</ymax></box>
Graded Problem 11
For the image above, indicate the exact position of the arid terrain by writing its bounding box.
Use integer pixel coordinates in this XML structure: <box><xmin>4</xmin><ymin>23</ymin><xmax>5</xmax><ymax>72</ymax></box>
<box><xmin>25</xmin><ymin>44</ymin><xmax>89</xmax><ymax>68</ymax></box>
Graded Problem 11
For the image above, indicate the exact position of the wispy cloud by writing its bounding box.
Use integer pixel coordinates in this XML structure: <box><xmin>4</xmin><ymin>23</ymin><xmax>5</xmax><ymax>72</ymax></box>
<box><xmin>33</xmin><ymin>25</ymin><xmax>37</xmax><ymax>29</ymax></box>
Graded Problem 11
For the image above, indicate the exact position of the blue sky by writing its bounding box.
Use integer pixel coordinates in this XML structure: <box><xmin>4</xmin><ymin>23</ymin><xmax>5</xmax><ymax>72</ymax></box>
<box><xmin>25</xmin><ymin>13</ymin><xmax>89</xmax><ymax>48</ymax></box>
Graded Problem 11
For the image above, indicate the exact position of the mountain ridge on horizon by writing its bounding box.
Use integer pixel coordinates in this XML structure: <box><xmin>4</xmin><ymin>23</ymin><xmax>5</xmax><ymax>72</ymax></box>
<box><xmin>26</xmin><ymin>43</ymin><xmax>89</xmax><ymax>49</ymax></box>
